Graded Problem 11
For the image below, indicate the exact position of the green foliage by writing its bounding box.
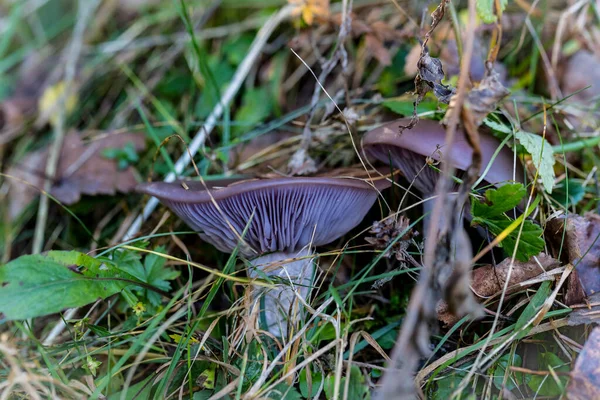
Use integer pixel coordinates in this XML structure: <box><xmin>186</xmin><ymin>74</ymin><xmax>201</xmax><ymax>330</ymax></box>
<box><xmin>491</xmin><ymin>353</ymin><xmax>529</xmax><ymax>390</ymax></box>
<box><xmin>102</xmin><ymin>142</ymin><xmax>140</xmax><ymax>170</ymax></box>
<box><xmin>115</xmin><ymin>246</ymin><xmax>180</xmax><ymax>310</ymax></box>
<box><xmin>527</xmin><ymin>352</ymin><xmax>569</xmax><ymax>396</ymax></box>
<box><xmin>0</xmin><ymin>251</ymin><xmax>131</xmax><ymax>320</ymax></box>
<box><xmin>324</xmin><ymin>366</ymin><xmax>370</xmax><ymax>400</ymax></box>
<box><xmin>299</xmin><ymin>367</ymin><xmax>324</xmax><ymax>398</ymax></box>
<box><xmin>382</xmin><ymin>99</ymin><xmax>440</xmax><ymax>116</ymax></box>
<box><xmin>515</xmin><ymin>130</ymin><xmax>555</xmax><ymax>193</ymax></box>
<box><xmin>233</xmin><ymin>87</ymin><xmax>273</xmax><ymax>136</ymax></box>
<box><xmin>551</xmin><ymin>179</ymin><xmax>587</xmax><ymax>207</ymax></box>
<box><xmin>476</xmin><ymin>0</ymin><xmax>508</xmax><ymax>24</ymax></box>
<box><xmin>267</xmin><ymin>383</ymin><xmax>303</xmax><ymax>400</ymax></box>
<box><xmin>471</xmin><ymin>183</ymin><xmax>527</xmax><ymax>218</ymax></box>
<box><xmin>514</xmin><ymin>281</ymin><xmax>551</xmax><ymax>339</ymax></box>
<box><xmin>471</xmin><ymin>183</ymin><xmax>545</xmax><ymax>261</ymax></box>
<box><xmin>431</xmin><ymin>373</ymin><xmax>463</xmax><ymax>400</ymax></box>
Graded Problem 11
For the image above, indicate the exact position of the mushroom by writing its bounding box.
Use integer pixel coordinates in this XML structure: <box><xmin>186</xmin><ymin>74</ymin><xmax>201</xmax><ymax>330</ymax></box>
<box><xmin>362</xmin><ymin>118</ymin><xmax>523</xmax><ymax>232</ymax></box>
<box><xmin>137</xmin><ymin>175</ymin><xmax>389</xmax><ymax>337</ymax></box>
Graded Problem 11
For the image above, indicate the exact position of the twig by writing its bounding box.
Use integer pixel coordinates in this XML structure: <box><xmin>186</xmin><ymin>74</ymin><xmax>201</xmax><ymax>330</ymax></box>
<box><xmin>31</xmin><ymin>0</ymin><xmax>100</xmax><ymax>254</ymax></box>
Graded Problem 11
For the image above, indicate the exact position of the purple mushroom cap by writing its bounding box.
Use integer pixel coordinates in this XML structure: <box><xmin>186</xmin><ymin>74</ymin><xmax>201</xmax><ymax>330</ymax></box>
<box><xmin>137</xmin><ymin>176</ymin><xmax>390</xmax><ymax>257</ymax></box>
<box><xmin>362</xmin><ymin>118</ymin><xmax>523</xmax><ymax>194</ymax></box>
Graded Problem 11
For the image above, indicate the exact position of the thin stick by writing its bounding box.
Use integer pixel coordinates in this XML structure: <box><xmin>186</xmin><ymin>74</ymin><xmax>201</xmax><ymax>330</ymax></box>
<box><xmin>31</xmin><ymin>0</ymin><xmax>100</xmax><ymax>255</ymax></box>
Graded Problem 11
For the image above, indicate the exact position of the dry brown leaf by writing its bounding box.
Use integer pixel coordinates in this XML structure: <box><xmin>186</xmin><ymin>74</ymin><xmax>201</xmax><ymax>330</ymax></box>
<box><xmin>464</xmin><ymin>68</ymin><xmax>510</xmax><ymax>127</ymax></box>
<box><xmin>566</xmin><ymin>326</ymin><xmax>600</xmax><ymax>400</ymax></box>
<box><xmin>437</xmin><ymin>253</ymin><xmax>560</xmax><ymax>326</ymax></box>
<box><xmin>547</xmin><ymin>213</ymin><xmax>600</xmax><ymax>304</ymax></box>
<box><xmin>7</xmin><ymin>131</ymin><xmax>146</xmax><ymax>220</ymax></box>
<box><xmin>417</xmin><ymin>47</ymin><xmax>455</xmax><ymax>104</ymax></box>
<box><xmin>329</xmin><ymin>12</ymin><xmax>406</xmax><ymax>67</ymax></box>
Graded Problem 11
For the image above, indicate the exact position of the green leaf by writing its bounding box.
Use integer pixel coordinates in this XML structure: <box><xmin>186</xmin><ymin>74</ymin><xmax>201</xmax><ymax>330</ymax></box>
<box><xmin>514</xmin><ymin>281</ymin><xmax>551</xmax><ymax>339</ymax></box>
<box><xmin>108</xmin><ymin>375</ymin><xmax>154</xmax><ymax>400</ymax></box>
<box><xmin>299</xmin><ymin>367</ymin><xmax>323</xmax><ymax>398</ymax></box>
<box><xmin>471</xmin><ymin>183</ymin><xmax>545</xmax><ymax>261</ymax></box>
<box><xmin>551</xmin><ymin>179</ymin><xmax>587</xmax><ymax>207</ymax></box>
<box><xmin>471</xmin><ymin>183</ymin><xmax>527</xmax><ymax>219</ymax></box>
<box><xmin>477</xmin><ymin>217</ymin><xmax>545</xmax><ymax>262</ymax></box>
<box><xmin>515</xmin><ymin>130</ymin><xmax>555</xmax><ymax>193</ymax></box>
<box><xmin>483</xmin><ymin>117</ymin><xmax>512</xmax><ymax>135</ymax></box>
<box><xmin>0</xmin><ymin>251</ymin><xmax>131</xmax><ymax>320</ymax></box>
<box><xmin>233</xmin><ymin>87</ymin><xmax>272</xmax><ymax>136</ymax></box>
<box><xmin>382</xmin><ymin>99</ymin><xmax>439</xmax><ymax>116</ymax></box>
<box><xmin>267</xmin><ymin>383</ymin><xmax>303</xmax><ymax>400</ymax></box>
<box><xmin>527</xmin><ymin>352</ymin><xmax>569</xmax><ymax>396</ymax></box>
<box><xmin>492</xmin><ymin>353</ymin><xmax>528</xmax><ymax>390</ymax></box>
<box><xmin>118</xmin><ymin>247</ymin><xmax>179</xmax><ymax>307</ymax></box>
<box><xmin>431</xmin><ymin>373</ymin><xmax>464</xmax><ymax>400</ymax></box>
<box><xmin>347</xmin><ymin>365</ymin><xmax>370</xmax><ymax>399</ymax></box>
<box><xmin>476</xmin><ymin>0</ymin><xmax>507</xmax><ymax>24</ymax></box>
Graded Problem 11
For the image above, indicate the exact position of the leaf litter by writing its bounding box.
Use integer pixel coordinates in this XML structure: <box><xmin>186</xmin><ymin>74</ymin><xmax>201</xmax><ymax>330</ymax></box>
<box><xmin>6</xmin><ymin>131</ymin><xmax>146</xmax><ymax>220</ymax></box>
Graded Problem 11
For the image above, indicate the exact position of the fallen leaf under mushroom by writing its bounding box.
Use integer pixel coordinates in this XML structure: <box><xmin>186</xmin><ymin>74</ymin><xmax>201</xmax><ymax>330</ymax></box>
<box><xmin>6</xmin><ymin>131</ymin><xmax>146</xmax><ymax>220</ymax></box>
<box><xmin>437</xmin><ymin>253</ymin><xmax>560</xmax><ymax>326</ymax></box>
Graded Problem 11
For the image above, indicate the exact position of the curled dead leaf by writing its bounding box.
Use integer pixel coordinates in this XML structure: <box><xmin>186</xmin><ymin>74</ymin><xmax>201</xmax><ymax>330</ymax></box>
<box><xmin>464</xmin><ymin>68</ymin><xmax>510</xmax><ymax>127</ymax></box>
<box><xmin>438</xmin><ymin>253</ymin><xmax>560</xmax><ymax>326</ymax></box>
<box><xmin>6</xmin><ymin>131</ymin><xmax>146</xmax><ymax>220</ymax></box>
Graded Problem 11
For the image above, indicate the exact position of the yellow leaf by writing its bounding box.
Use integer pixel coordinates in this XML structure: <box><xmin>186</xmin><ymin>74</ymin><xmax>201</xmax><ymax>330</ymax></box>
<box><xmin>288</xmin><ymin>0</ymin><xmax>329</xmax><ymax>25</ymax></box>
<box><xmin>169</xmin><ymin>333</ymin><xmax>199</xmax><ymax>344</ymax></box>
<box><xmin>38</xmin><ymin>81</ymin><xmax>77</xmax><ymax>127</ymax></box>
<box><xmin>198</xmin><ymin>366</ymin><xmax>216</xmax><ymax>389</ymax></box>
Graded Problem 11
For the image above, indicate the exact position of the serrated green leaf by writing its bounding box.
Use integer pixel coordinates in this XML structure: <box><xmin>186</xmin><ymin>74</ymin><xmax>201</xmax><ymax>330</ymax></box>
<box><xmin>0</xmin><ymin>251</ymin><xmax>131</xmax><ymax>320</ymax></box>
<box><xmin>476</xmin><ymin>0</ymin><xmax>507</xmax><ymax>24</ymax></box>
<box><xmin>476</xmin><ymin>217</ymin><xmax>545</xmax><ymax>262</ymax></box>
<box><xmin>472</xmin><ymin>183</ymin><xmax>527</xmax><ymax>219</ymax></box>
<box><xmin>118</xmin><ymin>247</ymin><xmax>179</xmax><ymax>307</ymax></box>
<box><xmin>515</xmin><ymin>130</ymin><xmax>555</xmax><ymax>193</ymax></box>
<box><xmin>472</xmin><ymin>184</ymin><xmax>544</xmax><ymax>261</ymax></box>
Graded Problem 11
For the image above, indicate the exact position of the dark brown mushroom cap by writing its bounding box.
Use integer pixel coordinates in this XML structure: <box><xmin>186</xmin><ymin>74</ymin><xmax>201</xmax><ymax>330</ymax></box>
<box><xmin>362</xmin><ymin>118</ymin><xmax>523</xmax><ymax>194</ymax></box>
<box><xmin>137</xmin><ymin>176</ymin><xmax>390</xmax><ymax>257</ymax></box>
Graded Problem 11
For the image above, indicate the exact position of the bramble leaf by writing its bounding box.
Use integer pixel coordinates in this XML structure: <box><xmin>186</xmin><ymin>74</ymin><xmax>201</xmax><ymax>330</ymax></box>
<box><xmin>471</xmin><ymin>183</ymin><xmax>544</xmax><ymax>261</ymax></box>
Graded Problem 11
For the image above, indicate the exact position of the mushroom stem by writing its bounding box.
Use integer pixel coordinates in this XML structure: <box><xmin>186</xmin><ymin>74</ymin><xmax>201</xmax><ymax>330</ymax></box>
<box><xmin>248</xmin><ymin>247</ymin><xmax>315</xmax><ymax>337</ymax></box>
